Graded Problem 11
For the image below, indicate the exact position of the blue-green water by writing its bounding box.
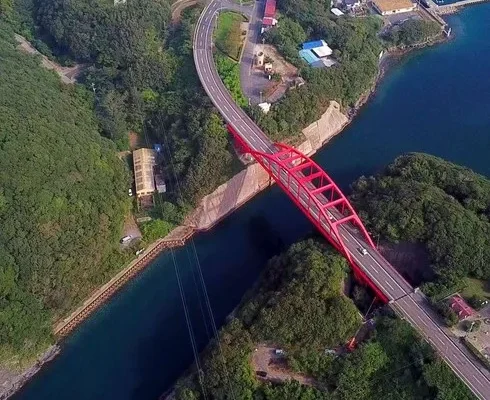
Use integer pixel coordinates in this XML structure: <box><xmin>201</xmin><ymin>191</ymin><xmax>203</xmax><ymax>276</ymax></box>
<box><xmin>15</xmin><ymin>4</ymin><xmax>490</xmax><ymax>400</ymax></box>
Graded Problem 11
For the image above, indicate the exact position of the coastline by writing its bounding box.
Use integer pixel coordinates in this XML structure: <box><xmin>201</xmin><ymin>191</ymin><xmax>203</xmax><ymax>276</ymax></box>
<box><xmin>1</xmin><ymin>23</ymin><xmax>452</xmax><ymax>400</ymax></box>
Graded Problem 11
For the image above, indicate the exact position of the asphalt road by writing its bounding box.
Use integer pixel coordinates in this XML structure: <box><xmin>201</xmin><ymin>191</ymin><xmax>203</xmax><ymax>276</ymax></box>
<box><xmin>192</xmin><ymin>2</ymin><xmax>490</xmax><ymax>397</ymax></box>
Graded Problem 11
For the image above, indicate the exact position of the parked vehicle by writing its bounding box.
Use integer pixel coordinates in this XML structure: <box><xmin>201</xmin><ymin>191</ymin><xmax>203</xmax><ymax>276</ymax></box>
<box><xmin>256</xmin><ymin>371</ymin><xmax>267</xmax><ymax>377</ymax></box>
<box><xmin>120</xmin><ymin>235</ymin><xmax>132</xmax><ymax>244</ymax></box>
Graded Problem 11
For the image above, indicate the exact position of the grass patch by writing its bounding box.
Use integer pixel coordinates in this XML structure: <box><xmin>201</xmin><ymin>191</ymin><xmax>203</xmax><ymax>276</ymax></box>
<box><xmin>461</xmin><ymin>278</ymin><xmax>490</xmax><ymax>300</ymax></box>
<box><xmin>215</xmin><ymin>52</ymin><xmax>248</xmax><ymax>107</ymax></box>
<box><xmin>214</xmin><ymin>11</ymin><xmax>247</xmax><ymax>61</ymax></box>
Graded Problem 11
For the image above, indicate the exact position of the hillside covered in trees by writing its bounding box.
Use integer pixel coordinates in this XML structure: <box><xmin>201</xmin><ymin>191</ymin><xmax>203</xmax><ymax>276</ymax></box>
<box><xmin>0</xmin><ymin>24</ymin><xmax>130</xmax><ymax>368</ymax></box>
<box><xmin>8</xmin><ymin>0</ymin><xmax>240</xmax><ymax>211</ymax></box>
<box><xmin>172</xmin><ymin>239</ymin><xmax>473</xmax><ymax>399</ymax></box>
<box><xmin>350</xmin><ymin>153</ymin><xmax>490</xmax><ymax>300</ymax></box>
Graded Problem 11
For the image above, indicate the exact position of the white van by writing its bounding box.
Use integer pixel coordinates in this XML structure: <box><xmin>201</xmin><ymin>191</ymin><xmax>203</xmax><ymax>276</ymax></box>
<box><xmin>120</xmin><ymin>235</ymin><xmax>132</xmax><ymax>244</ymax></box>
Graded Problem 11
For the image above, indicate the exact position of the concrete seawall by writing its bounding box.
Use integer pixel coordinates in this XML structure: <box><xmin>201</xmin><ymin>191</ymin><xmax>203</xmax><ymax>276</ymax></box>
<box><xmin>436</xmin><ymin>0</ymin><xmax>490</xmax><ymax>14</ymax></box>
<box><xmin>54</xmin><ymin>226</ymin><xmax>194</xmax><ymax>338</ymax></box>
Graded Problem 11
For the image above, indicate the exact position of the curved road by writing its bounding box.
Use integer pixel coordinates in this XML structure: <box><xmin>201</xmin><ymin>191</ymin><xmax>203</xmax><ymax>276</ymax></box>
<box><xmin>193</xmin><ymin>3</ymin><xmax>490</xmax><ymax>398</ymax></box>
<box><xmin>193</xmin><ymin>0</ymin><xmax>274</xmax><ymax>154</ymax></box>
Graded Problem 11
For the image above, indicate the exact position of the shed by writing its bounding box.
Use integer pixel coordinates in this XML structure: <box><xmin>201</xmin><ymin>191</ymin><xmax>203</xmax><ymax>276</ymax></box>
<box><xmin>263</xmin><ymin>17</ymin><xmax>277</xmax><ymax>26</ymax></box>
<box><xmin>344</xmin><ymin>0</ymin><xmax>361</xmax><ymax>8</ymax></box>
<box><xmin>299</xmin><ymin>49</ymin><xmax>320</xmax><ymax>65</ymax></box>
<box><xmin>312</xmin><ymin>45</ymin><xmax>333</xmax><ymax>58</ymax></box>
<box><xmin>302</xmin><ymin>40</ymin><xmax>328</xmax><ymax>50</ymax></box>
<box><xmin>258</xmin><ymin>102</ymin><xmax>271</xmax><ymax>114</ymax></box>
<box><xmin>133</xmin><ymin>148</ymin><xmax>156</xmax><ymax>197</ymax></box>
<box><xmin>331</xmin><ymin>7</ymin><xmax>345</xmax><ymax>15</ymax></box>
<box><xmin>154</xmin><ymin>170</ymin><xmax>167</xmax><ymax>194</ymax></box>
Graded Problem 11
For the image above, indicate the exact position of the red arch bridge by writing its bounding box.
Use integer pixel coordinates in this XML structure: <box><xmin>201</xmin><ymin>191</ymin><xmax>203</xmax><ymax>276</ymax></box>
<box><xmin>192</xmin><ymin>0</ymin><xmax>490</xmax><ymax>395</ymax></box>
<box><xmin>229</xmin><ymin>127</ymin><xmax>389</xmax><ymax>302</ymax></box>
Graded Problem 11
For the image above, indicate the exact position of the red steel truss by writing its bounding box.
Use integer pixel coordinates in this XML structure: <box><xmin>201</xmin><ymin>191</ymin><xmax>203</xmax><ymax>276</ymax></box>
<box><xmin>228</xmin><ymin>124</ymin><xmax>388</xmax><ymax>303</ymax></box>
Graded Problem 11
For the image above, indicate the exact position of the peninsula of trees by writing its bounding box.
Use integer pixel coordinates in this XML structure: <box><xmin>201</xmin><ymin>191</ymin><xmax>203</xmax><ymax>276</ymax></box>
<box><xmin>351</xmin><ymin>153</ymin><xmax>490</xmax><ymax>300</ymax></box>
<box><xmin>173</xmin><ymin>239</ymin><xmax>473</xmax><ymax>399</ymax></box>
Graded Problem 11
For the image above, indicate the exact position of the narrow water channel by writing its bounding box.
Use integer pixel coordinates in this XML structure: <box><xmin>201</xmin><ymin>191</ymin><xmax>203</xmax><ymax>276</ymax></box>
<box><xmin>14</xmin><ymin>4</ymin><xmax>490</xmax><ymax>400</ymax></box>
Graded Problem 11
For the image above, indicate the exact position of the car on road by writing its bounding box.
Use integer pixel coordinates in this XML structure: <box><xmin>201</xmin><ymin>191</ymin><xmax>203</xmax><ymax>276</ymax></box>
<box><xmin>120</xmin><ymin>235</ymin><xmax>132</xmax><ymax>244</ymax></box>
<box><xmin>359</xmin><ymin>247</ymin><xmax>368</xmax><ymax>256</ymax></box>
<box><xmin>135</xmin><ymin>248</ymin><xmax>145</xmax><ymax>256</ymax></box>
<box><xmin>128</xmin><ymin>188</ymin><xmax>133</xmax><ymax>196</ymax></box>
<box><xmin>256</xmin><ymin>371</ymin><xmax>267</xmax><ymax>377</ymax></box>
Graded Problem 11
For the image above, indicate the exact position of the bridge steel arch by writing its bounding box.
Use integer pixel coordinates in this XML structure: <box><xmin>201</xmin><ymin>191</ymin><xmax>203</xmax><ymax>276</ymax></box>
<box><xmin>228</xmin><ymin>124</ymin><xmax>388</xmax><ymax>303</ymax></box>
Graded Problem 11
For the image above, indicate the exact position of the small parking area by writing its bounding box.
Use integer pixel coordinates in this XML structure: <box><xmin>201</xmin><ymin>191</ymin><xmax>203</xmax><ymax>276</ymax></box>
<box><xmin>120</xmin><ymin>215</ymin><xmax>142</xmax><ymax>248</ymax></box>
<box><xmin>384</xmin><ymin>10</ymin><xmax>421</xmax><ymax>24</ymax></box>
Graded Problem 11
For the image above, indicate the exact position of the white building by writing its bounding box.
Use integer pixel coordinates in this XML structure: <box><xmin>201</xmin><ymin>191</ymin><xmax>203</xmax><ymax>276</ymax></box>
<box><xmin>371</xmin><ymin>0</ymin><xmax>416</xmax><ymax>14</ymax></box>
<box><xmin>331</xmin><ymin>7</ymin><xmax>345</xmax><ymax>16</ymax></box>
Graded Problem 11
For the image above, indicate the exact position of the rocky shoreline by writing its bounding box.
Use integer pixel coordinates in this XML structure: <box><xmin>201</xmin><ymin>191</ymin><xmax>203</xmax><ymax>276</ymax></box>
<box><xmin>0</xmin><ymin>346</ymin><xmax>59</xmax><ymax>400</ymax></box>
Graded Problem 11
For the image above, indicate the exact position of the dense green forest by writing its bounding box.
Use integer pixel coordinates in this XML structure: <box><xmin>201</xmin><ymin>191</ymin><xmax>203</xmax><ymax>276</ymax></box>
<box><xmin>173</xmin><ymin>239</ymin><xmax>473</xmax><ymax>399</ymax></box>
<box><xmin>0</xmin><ymin>24</ymin><xmax>130</xmax><ymax>368</ymax></box>
<box><xmin>0</xmin><ymin>0</ymin><xmax>242</xmax><ymax>368</ymax></box>
<box><xmin>8</xmin><ymin>0</ymin><xmax>240</xmax><ymax>212</ymax></box>
<box><xmin>252</xmin><ymin>0</ymin><xmax>383</xmax><ymax>141</ymax></box>
<box><xmin>384</xmin><ymin>20</ymin><xmax>442</xmax><ymax>47</ymax></box>
<box><xmin>350</xmin><ymin>153</ymin><xmax>490</xmax><ymax>300</ymax></box>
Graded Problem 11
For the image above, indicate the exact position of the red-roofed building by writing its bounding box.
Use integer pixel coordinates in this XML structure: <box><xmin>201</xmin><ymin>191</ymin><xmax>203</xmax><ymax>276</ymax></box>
<box><xmin>262</xmin><ymin>17</ymin><xmax>277</xmax><ymax>26</ymax></box>
<box><xmin>264</xmin><ymin>0</ymin><xmax>276</xmax><ymax>18</ymax></box>
<box><xmin>449</xmin><ymin>295</ymin><xmax>475</xmax><ymax>320</ymax></box>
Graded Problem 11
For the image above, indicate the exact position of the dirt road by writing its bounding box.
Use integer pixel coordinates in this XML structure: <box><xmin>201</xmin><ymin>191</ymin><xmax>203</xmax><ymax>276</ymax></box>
<box><xmin>251</xmin><ymin>344</ymin><xmax>323</xmax><ymax>389</ymax></box>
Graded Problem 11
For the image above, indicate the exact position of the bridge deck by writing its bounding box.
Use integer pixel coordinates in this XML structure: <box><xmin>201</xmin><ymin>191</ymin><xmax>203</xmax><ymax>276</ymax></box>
<box><xmin>192</xmin><ymin>2</ymin><xmax>490</xmax><ymax>398</ymax></box>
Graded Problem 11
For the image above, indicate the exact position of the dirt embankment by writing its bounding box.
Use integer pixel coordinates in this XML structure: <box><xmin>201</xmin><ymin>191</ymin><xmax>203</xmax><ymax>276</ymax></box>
<box><xmin>15</xmin><ymin>34</ymin><xmax>84</xmax><ymax>84</ymax></box>
<box><xmin>251</xmin><ymin>344</ymin><xmax>325</xmax><ymax>389</ymax></box>
<box><xmin>171</xmin><ymin>0</ymin><xmax>199</xmax><ymax>23</ymax></box>
<box><xmin>186</xmin><ymin>100</ymin><xmax>349</xmax><ymax>230</ymax></box>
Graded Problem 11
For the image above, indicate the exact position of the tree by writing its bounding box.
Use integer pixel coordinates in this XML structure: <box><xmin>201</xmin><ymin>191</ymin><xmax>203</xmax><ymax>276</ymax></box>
<box><xmin>424</xmin><ymin>360</ymin><xmax>474</xmax><ymax>400</ymax></box>
<box><xmin>336</xmin><ymin>342</ymin><xmax>389</xmax><ymax>399</ymax></box>
<box><xmin>141</xmin><ymin>219</ymin><xmax>174</xmax><ymax>242</ymax></box>
<box><xmin>385</xmin><ymin>20</ymin><xmax>442</xmax><ymax>47</ymax></box>
<box><xmin>0</xmin><ymin>0</ymin><xmax>12</xmax><ymax>16</ymax></box>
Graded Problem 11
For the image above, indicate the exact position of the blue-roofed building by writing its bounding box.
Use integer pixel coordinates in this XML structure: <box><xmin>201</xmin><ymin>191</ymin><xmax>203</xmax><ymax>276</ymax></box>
<box><xmin>300</xmin><ymin>38</ymin><xmax>335</xmax><ymax>68</ymax></box>
<box><xmin>299</xmin><ymin>49</ymin><xmax>320</xmax><ymax>65</ymax></box>
<box><xmin>302</xmin><ymin>40</ymin><xmax>327</xmax><ymax>50</ymax></box>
